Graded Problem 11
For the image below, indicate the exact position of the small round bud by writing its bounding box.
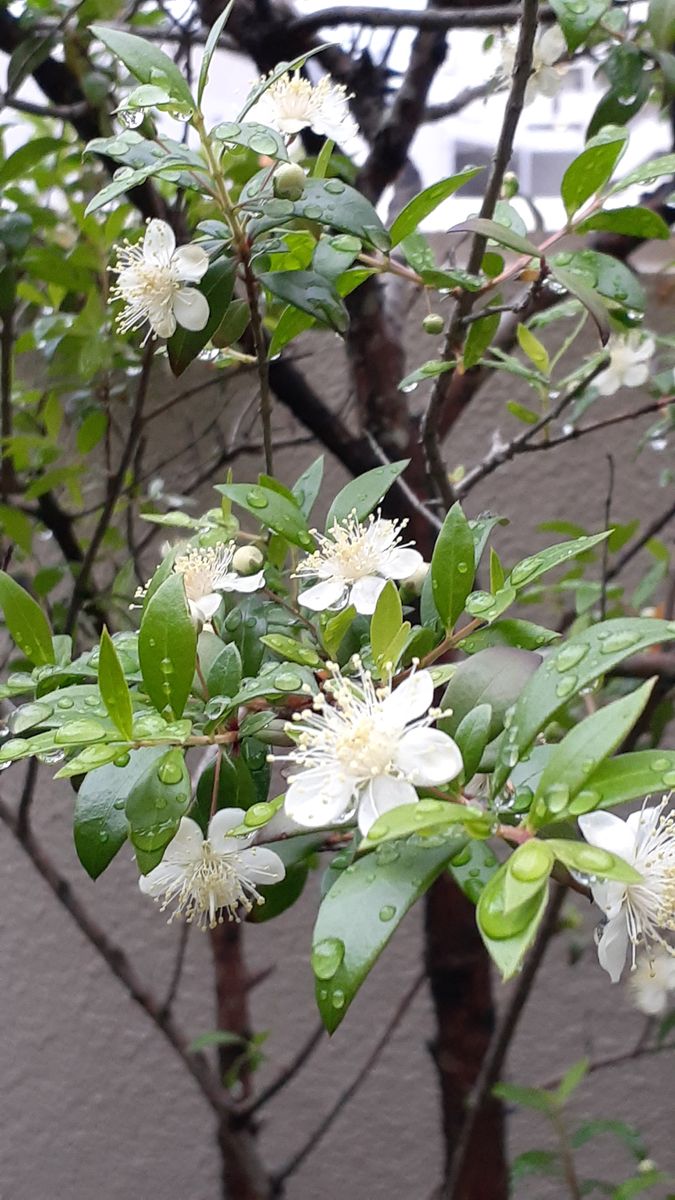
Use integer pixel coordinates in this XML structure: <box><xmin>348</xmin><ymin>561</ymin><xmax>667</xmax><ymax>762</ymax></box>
<box><xmin>502</xmin><ymin>171</ymin><xmax>519</xmax><ymax>199</ymax></box>
<box><xmin>400</xmin><ymin>561</ymin><xmax>430</xmax><ymax>597</ymax></box>
<box><xmin>273</xmin><ymin>163</ymin><xmax>307</xmax><ymax>201</ymax></box>
<box><xmin>423</xmin><ymin>312</ymin><xmax>444</xmax><ymax>335</ymax></box>
<box><xmin>232</xmin><ymin>545</ymin><xmax>264</xmax><ymax>576</ymax></box>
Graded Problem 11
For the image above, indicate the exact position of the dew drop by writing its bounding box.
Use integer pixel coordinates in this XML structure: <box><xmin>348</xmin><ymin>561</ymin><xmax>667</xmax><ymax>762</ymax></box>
<box><xmin>118</xmin><ymin>108</ymin><xmax>143</xmax><ymax>130</ymax></box>
<box><xmin>57</xmin><ymin>697</ymin><xmax>75</xmax><ymax>710</ymax></box>
<box><xmin>651</xmin><ymin>757</ymin><xmax>670</xmax><ymax>772</ymax></box>
<box><xmin>114</xmin><ymin>752</ymin><xmax>130</xmax><ymax>768</ymax></box>
<box><xmin>555</xmin><ymin>675</ymin><xmax>577</xmax><ymax>700</ymax></box>
<box><xmin>379</xmin><ymin>904</ymin><xmax>396</xmax><ymax>922</ymax></box>
<box><xmin>311</xmin><ymin>936</ymin><xmax>345</xmax><ymax>980</ymax></box>
<box><xmin>331</xmin><ymin>988</ymin><xmax>345</xmax><ymax>1009</ymax></box>
<box><xmin>662</xmin><ymin>770</ymin><xmax>675</xmax><ymax>787</ymax></box>
<box><xmin>555</xmin><ymin>643</ymin><xmax>588</xmax><ymax>673</ymax></box>
<box><xmin>544</xmin><ymin>782</ymin><xmax>570</xmax><ymax>814</ymax></box>
<box><xmin>55</xmin><ymin>719</ymin><xmax>108</xmax><ymax>745</ymax></box>
<box><xmin>568</xmin><ymin>789</ymin><xmax>601</xmax><ymax>815</ymax></box>
<box><xmin>244</xmin><ymin>802</ymin><xmax>275</xmax><ymax>827</ymax></box>
<box><xmin>510</xmin><ymin>841</ymin><xmax>552</xmax><ymax>882</ymax></box>
<box><xmin>510</xmin><ymin>556</ymin><xmax>540</xmax><ymax>585</ymax></box>
<box><xmin>275</xmin><ymin>672</ymin><xmax>303</xmax><ymax>692</ymax></box>
<box><xmin>157</xmin><ymin>756</ymin><xmax>184</xmax><ymax>785</ymax></box>
<box><xmin>465</xmin><ymin>590</ymin><xmax>495</xmax><ymax>615</ymax></box>
<box><xmin>599</xmin><ymin>631</ymin><xmax>638</xmax><ymax>654</ymax></box>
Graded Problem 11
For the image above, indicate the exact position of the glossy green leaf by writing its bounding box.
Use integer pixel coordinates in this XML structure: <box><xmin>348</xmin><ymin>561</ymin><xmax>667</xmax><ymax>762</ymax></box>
<box><xmin>138</xmin><ymin>574</ymin><xmax>197</xmax><ymax>718</ymax></box>
<box><xmin>448</xmin><ymin>838</ymin><xmax>499</xmax><ymax>904</ymax></box>
<box><xmin>198</xmin><ymin>0</ymin><xmax>235</xmax><ymax>103</ymax></box>
<box><xmin>0</xmin><ymin>571</ymin><xmax>54</xmax><ymax>666</ymax></box>
<box><xmin>370</xmin><ymin>581</ymin><xmax>403</xmax><ymax>670</ymax></box>
<box><xmin>259</xmin><ymin>633</ymin><xmax>322</xmax><ymax>668</ymax></box>
<box><xmin>73</xmin><ymin>747</ymin><xmax>163</xmax><ymax>879</ymax></box>
<box><xmin>458</xmin><ymin>619</ymin><xmax>559</xmax><ymax>654</ymax></box>
<box><xmin>361</xmin><ymin>804</ymin><xmax>478</xmax><ymax>850</ymax></box>
<box><xmin>507</xmin><ymin>531</ymin><xmax>610</xmax><ymax>592</ymax></box>
<box><xmin>584</xmin><ymin>750</ymin><xmax>675</xmax><ymax>810</ymax></box>
<box><xmin>91</xmin><ymin>24</ymin><xmax>195</xmax><ymax>109</ymax></box>
<box><xmin>648</xmin><ymin>0</ymin><xmax>675</xmax><ymax>49</ymax></box>
<box><xmin>451</xmin><ymin>217</ymin><xmax>542</xmax><ymax>257</ymax></box>
<box><xmin>549</xmin><ymin>0</ymin><xmax>610</xmax><ymax>50</ymax></box>
<box><xmin>548</xmin><ymin>263</ymin><xmax>610</xmax><ymax>343</ymax></box>
<box><xmin>464</xmin><ymin>310</ymin><xmax>500</xmax><ymax>370</ymax></box>
<box><xmin>292</xmin><ymin>455</ymin><xmax>324</xmax><ymax>518</ymax></box>
<box><xmin>454</xmin><ymin>703</ymin><xmax>492</xmax><ymax>781</ymax></box>
<box><xmin>389</xmin><ymin>167</ymin><xmax>484</xmax><ymax>246</ymax></box>
<box><xmin>257</xmin><ymin>269</ymin><xmax>348</xmax><ymax>333</ymax></box>
<box><xmin>216</xmin><ymin>482</ymin><xmax>313</xmax><ymax>549</ymax></box>
<box><xmin>243</xmin><ymin>174</ymin><xmax>390</xmax><ymax>252</ymax></box>
<box><xmin>440</xmin><ymin>647</ymin><xmax>542</xmax><ymax>742</ymax></box>
<box><xmin>312</xmin><ymin>837</ymin><xmax>465</xmax><ymax>1031</ymax></box>
<box><xmin>126</xmin><ymin>747</ymin><xmax>191</xmax><ymax>868</ymax></box>
<box><xmin>551</xmin><ymin>250</ymin><xmax>644</xmax><ymax>313</ymax></box>
<box><xmin>477</xmin><ymin>864</ymin><xmax>549</xmax><ymax>978</ymax></box>
<box><xmin>493</xmin><ymin>618</ymin><xmax>675</xmax><ymax>792</ymax></box>
<box><xmin>98</xmin><ymin>627</ymin><xmax>134</xmax><ymax>740</ymax></box>
<box><xmin>562</xmin><ymin>126</ymin><xmax>627</xmax><ymax>218</ymax></box>
<box><xmin>325</xmin><ymin>460</ymin><xmax>408</xmax><ymax>529</ymax></box>
<box><xmin>576</xmin><ymin>206</ymin><xmax>670</xmax><ymax>240</ymax></box>
<box><xmin>546</xmin><ymin>837</ymin><xmax>642</xmax><ymax>883</ymax></box>
<box><xmin>0</xmin><ymin>137</ymin><xmax>63</xmax><ymax>188</ymax></box>
<box><xmin>398</xmin><ymin>359</ymin><xmax>455</xmax><ymax>390</ymax></box>
<box><xmin>320</xmin><ymin>605</ymin><xmax>357</xmax><ymax>658</ymax></box>
<box><xmin>212</xmin><ymin>298</ymin><xmax>250</xmax><ymax>348</ymax></box>
<box><xmin>530</xmin><ymin>681</ymin><xmax>655</xmax><ymax>825</ymax></box>
<box><xmin>430</xmin><ymin>502</ymin><xmax>475</xmax><ymax>631</ymax></box>
<box><xmin>212</xmin><ymin>119</ymin><xmax>290</xmax><ymax>162</ymax></box>
<box><xmin>167</xmin><ymin>256</ymin><xmax>236</xmax><ymax>376</ymax></box>
<box><xmin>610</xmin><ymin>152</ymin><xmax>675</xmax><ymax>194</ymax></box>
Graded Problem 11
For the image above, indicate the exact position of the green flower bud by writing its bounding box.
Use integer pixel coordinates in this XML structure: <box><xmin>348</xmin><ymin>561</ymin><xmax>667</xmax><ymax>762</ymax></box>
<box><xmin>232</xmin><ymin>545</ymin><xmax>264</xmax><ymax>575</ymax></box>
<box><xmin>273</xmin><ymin>163</ymin><xmax>307</xmax><ymax>202</ymax></box>
<box><xmin>422</xmin><ymin>312</ymin><xmax>444</xmax><ymax>335</ymax></box>
<box><xmin>501</xmin><ymin>172</ymin><xmax>519</xmax><ymax>199</ymax></box>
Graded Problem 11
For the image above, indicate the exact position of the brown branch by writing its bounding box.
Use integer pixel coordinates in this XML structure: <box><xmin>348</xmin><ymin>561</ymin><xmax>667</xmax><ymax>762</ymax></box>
<box><xmin>288</xmin><ymin>5</ymin><xmax>550</xmax><ymax>35</ymax></box>
<box><xmin>607</xmin><ymin>495</ymin><xmax>675</xmax><ymax>582</ymax></box>
<box><xmin>273</xmin><ymin>971</ymin><xmax>425</xmax><ymax>1186</ymax></box>
<box><xmin>422</xmin><ymin>0</ymin><xmax>541</xmax><ymax>507</ymax></box>
<box><xmin>241</xmin><ymin>1022</ymin><xmax>325</xmax><ymax>1119</ymax></box>
<box><xmin>160</xmin><ymin>921</ymin><xmax>190</xmax><ymax>1018</ymax></box>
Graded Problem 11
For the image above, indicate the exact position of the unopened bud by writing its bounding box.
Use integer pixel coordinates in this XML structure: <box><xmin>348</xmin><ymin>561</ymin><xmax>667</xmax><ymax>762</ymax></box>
<box><xmin>423</xmin><ymin>312</ymin><xmax>444</xmax><ymax>335</ymax></box>
<box><xmin>232</xmin><ymin>545</ymin><xmax>264</xmax><ymax>575</ymax></box>
<box><xmin>273</xmin><ymin>163</ymin><xmax>307</xmax><ymax>201</ymax></box>
<box><xmin>502</xmin><ymin>171</ymin><xmax>519</xmax><ymax>199</ymax></box>
<box><xmin>400</xmin><ymin>561</ymin><xmax>430</xmax><ymax>597</ymax></box>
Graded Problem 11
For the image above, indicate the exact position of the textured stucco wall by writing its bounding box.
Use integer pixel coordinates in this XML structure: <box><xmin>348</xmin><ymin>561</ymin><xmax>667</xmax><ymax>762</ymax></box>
<box><xmin>1</xmin><ymin>259</ymin><xmax>674</xmax><ymax>1200</ymax></box>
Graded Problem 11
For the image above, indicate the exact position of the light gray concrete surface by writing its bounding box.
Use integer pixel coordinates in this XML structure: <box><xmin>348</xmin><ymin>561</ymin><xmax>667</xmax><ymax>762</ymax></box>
<box><xmin>1</xmin><ymin>261</ymin><xmax>675</xmax><ymax>1200</ymax></box>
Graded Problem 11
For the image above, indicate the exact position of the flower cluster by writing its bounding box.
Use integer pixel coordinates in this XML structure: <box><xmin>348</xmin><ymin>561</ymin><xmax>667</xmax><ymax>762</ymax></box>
<box><xmin>111</xmin><ymin>219</ymin><xmax>209</xmax><ymax>341</ymax></box>
<box><xmin>139</xmin><ymin>810</ymin><xmax>285</xmax><ymax>929</ymax></box>
<box><xmin>294</xmin><ymin>513</ymin><xmax>424</xmax><ymax>615</ymax></box>
<box><xmin>580</xmin><ymin>804</ymin><xmax>675</xmax><ymax>982</ymax></box>
<box><xmin>277</xmin><ymin>662</ymin><xmax>463</xmax><ymax>836</ymax></box>
<box><xmin>247</xmin><ymin>70</ymin><xmax>358</xmax><ymax>144</ymax></box>
<box><xmin>173</xmin><ymin>542</ymin><xmax>265</xmax><ymax>623</ymax></box>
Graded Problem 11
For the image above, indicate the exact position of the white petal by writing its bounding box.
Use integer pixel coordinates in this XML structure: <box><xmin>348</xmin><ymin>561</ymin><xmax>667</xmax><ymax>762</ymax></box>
<box><xmin>589</xmin><ymin>878</ymin><xmax>625</xmax><ymax>919</ymax></box>
<box><xmin>172</xmin><ymin>243</ymin><xmax>209</xmax><ymax>283</ymax></box>
<box><xmin>143</xmin><ymin>219</ymin><xmax>176</xmax><ymax>266</ymax></box>
<box><xmin>161</xmin><ymin>816</ymin><xmax>205</xmax><ymax>865</ymax></box>
<box><xmin>148</xmin><ymin>306</ymin><xmax>176</xmax><ymax>338</ymax></box>
<box><xmin>284</xmin><ymin>768</ymin><xmax>355</xmax><ymax>826</ymax></box>
<box><xmin>208</xmin><ymin>808</ymin><xmax>247</xmax><ymax>845</ymax></box>
<box><xmin>357</xmin><ymin>775</ymin><xmax>417</xmax><ymax>836</ymax></box>
<box><xmin>172</xmin><ymin>287</ymin><xmax>210</xmax><ymax>332</ymax></box>
<box><xmin>538</xmin><ymin>25</ymin><xmax>566</xmax><ymax>65</ymax></box>
<box><xmin>395</xmin><ymin>728</ymin><xmax>463</xmax><ymax>786</ymax></box>
<box><xmin>578</xmin><ymin>811</ymin><xmax>636</xmax><ymax>863</ymax></box>
<box><xmin>594</xmin><ymin>367</ymin><xmax>619</xmax><ymax>396</ymax></box>
<box><xmin>380</xmin><ymin>548</ymin><xmax>424</xmax><ymax>579</ymax></box>
<box><xmin>597</xmin><ymin>912</ymin><xmax>629</xmax><ymax>982</ymax></box>
<box><xmin>381</xmin><ymin>670</ymin><xmax>434</xmax><ymax>725</ymax></box>
<box><xmin>299</xmin><ymin>577</ymin><xmax>347</xmax><ymax>611</ymax></box>
<box><xmin>221</xmin><ymin>570</ymin><xmax>265</xmax><ymax>593</ymax></box>
<box><xmin>237</xmin><ymin>845</ymin><xmax>286</xmax><ymax>885</ymax></box>
<box><xmin>139</xmin><ymin>861</ymin><xmax>186</xmax><ymax>898</ymax></box>
<box><xmin>194</xmin><ymin>592</ymin><xmax>222</xmax><ymax>620</ymax></box>
<box><xmin>623</xmin><ymin>363</ymin><xmax>649</xmax><ymax>388</ymax></box>
<box><xmin>349</xmin><ymin>574</ymin><xmax>386</xmax><ymax>614</ymax></box>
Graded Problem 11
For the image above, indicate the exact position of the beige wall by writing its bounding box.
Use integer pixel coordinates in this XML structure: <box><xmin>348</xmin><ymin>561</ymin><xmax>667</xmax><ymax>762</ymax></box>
<box><xmin>1</xmin><ymin>260</ymin><xmax>674</xmax><ymax>1199</ymax></box>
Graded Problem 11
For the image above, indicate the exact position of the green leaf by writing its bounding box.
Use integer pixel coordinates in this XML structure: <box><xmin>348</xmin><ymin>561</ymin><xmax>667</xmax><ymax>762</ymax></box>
<box><xmin>464</xmin><ymin>310</ymin><xmax>501</xmax><ymax>370</ymax></box>
<box><xmin>212</xmin><ymin>119</ymin><xmax>289</xmax><ymax>162</ymax></box>
<box><xmin>259</xmin><ymin>633</ymin><xmax>322</xmax><ymax>668</ymax></box>
<box><xmin>216</xmin><ymin>482</ymin><xmax>312</xmax><ymax>549</ymax></box>
<box><xmin>583</xmin><ymin>750</ymin><xmax>675</xmax><ymax>810</ymax></box>
<box><xmin>91</xmin><ymin>24</ymin><xmax>195</xmax><ymax>109</ymax></box>
<box><xmin>648</xmin><ymin>0</ymin><xmax>675</xmax><ymax>49</ymax></box>
<box><xmin>517</xmin><ymin>323</ymin><xmax>550</xmax><ymax>374</ymax></box>
<box><xmin>257</xmin><ymin>270</ymin><xmax>348</xmax><ymax>333</ymax></box>
<box><xmin>312</xmin><ymin>837</ymin><xmax>465</xmax><ymax>1031</ymax></box>
<box><xmin>430</xmin><ymin>502</ymin><xmax>475</xmax><ymax>631</ymax></box>
<box><xmin>451</xmin><ymin>217</ymin><xmax>542</xmax><ymax>257</ymax></box>
<box><xmin>0</xmin><ymin>571</ymin><xmax>55</xmax><ymax>666</ymax></box>
<box><xmin>562</xmin><ymin>127</ymin><xmax>628</xmax><ymax>219</ymax></box>
<box><xmin>126</xmin><ymin>747</ymin><xmax>191</xmax><ymax>866</ymax></box>
<box><xmin>98</xmin><ymin>627</ymin><xmax>134</xmax><ymax>739</ymax></box>
<box><xmin>138</xmin><ymin>574</ymin><xmax>197</xmax><ymax>718</ymax></box>
<box><xmin>547</xmin><ymin>837</ymin><xmax>642</xmax><ymax>883</ymax></box>
<box><xmin>477</xmin><ymin>864</ymin><xmax>549</xmax><ymax>978</ymax></box>
<box><xmin>551</xmin><ymin>250</ymin><xmax>645</xmax><ymax>313</ymax></box>
<box><xmin>449</xmin><ymin>838</ymin><xmax>499</xmax><ymax>904</ymax></box>
<box><xmin>361</xmin><ymin>804</ymin><xmax>477</xmax><ymax>849</ymax></box>
<box><xmin>493</xmin><ymin>1080</ymin><xmax>554</xmax><ymax>1113</ymax></box>
<box><xmin>370</xmin><ymin>581</ymin><xmax>403</xmax><ymax>670</ymax></box>
<box><xmin>320</xmin><ymin>605</ymin><xmax>357</xmax><ymax>658</ymax></box>
<box><xmin>7</xmin><ymin>34</ymin><xmax>55</xmax><ymax>96</ymax></box>
<box><xmin>440</xmin><ymin>647</ymin><xmax>541</xmax><ymax>742</ymax></box>
<box><xmin>243</xmin><ymin>174</ymin><xmax>390</xmax><ymax>252</ymax></box>
<box><xmin>549</xmin><ymin>0</ymin><xmax>610</xmax><ymax>50</ymax></box>
<box><xmin>548</xmin><ymin>263</ymin><xmax>610</xmax><ymax>343</ymax></box>
<box><xmin>398</xmin><ymin>359</ymin><xmax>455</xmax><ymax>390</ymax></box>
<box><xmin>389</xmin><ymin>167</ymin><xmax>484</xmax><ymax>246</ymax></box>
<box><xmin>576</xmin><ymin>206</ymin><xmax>671</xmax><ymax>240</ymax></box>
<box><xmin>571</xmin><ymin>1118</ymin><xmax>647</xmax><ymax>1158</ymax></box>
<box><xmin>197</xmin><ymin>0</ymin><xmax>235</xmax><ymax>104</ymax></box>
<box><xmin>74</xmin><ymin>748</ymin><xmax>163</xmax><ymax>879</ymax></box>
<box><xmin>610</xmin><ymin>152</ymin><xmax>675</xmax><ymax>194</ymax></box>
<box><xmin>507</xmin><ymin>531</ymin><xmax>610</xmax><ymax>591</ymax></box>
<box><xmin>325</xmin><ymin>460</ymin><xmax>408</xmax><ymax>528</ymax></box>
<box><xmin>0</xmin><ymin>137</ymin><xmax>63</xmax><ymax>188</ymax></box>
<box><xmin>458</xmin><ymin>618</ymin><xmax>559</xmax><ymax>654</ymax></box>
<box><xmin>212</xmin><ymin>298</ymin><xmax>250</xmax><ymax>348</ymax></box>
<box><xmin>167</xmin><ymin>256</ymin><xmax>236</xmax><ymax>376</ymax></box>
<box><xmin>206</xmin><ymin>642</ymin><xmax>242</xmax><ymax>697</ymax></box>
<box><xmin>292</xmin><ymin>455</ymin><xmax>324</xmax><ymax>519</ymax></box>
<box><xmin>493</xmin><ymin>619</ymin><xmax>675</xmax><ymax>792</ymax></box>
<box><xmin>454</xmin><ymin>704</ymin><xmax>492</xmax><ymax>781</ymax></box>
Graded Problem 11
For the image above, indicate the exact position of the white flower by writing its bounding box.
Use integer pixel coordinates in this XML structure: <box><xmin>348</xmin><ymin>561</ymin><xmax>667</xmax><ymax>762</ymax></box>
<box><xmin>629</xmin><ymin>949</ymin><xmax>675</xmax><ymax>1016</ymax></box>
<box><xmin>594</xmin><ymin>332</ymin><xmax>655</xmax><ymax>396</ymax></box>
<box><xmin>295</xmin><ymin>513</ymin><xmax>424</xmax><ymax>615</ymax></box>
<box><xmin>278</xmin><ymin>663</ymin><xmax>463</xmax><ymax>836</ymax></box>
<box><xmin>246</xmin><ymin>71</ymin><xmax>358</xmax><ymax>143</ymax></box>
<box><xmin>111</xmin><ymin>219</ymin><xmax>209</xmax><ymax>340</ymax></box>
<box><xmin>501</xmin><ymin>24</ymin><xmax>567</xmax><ymax>104</ymax></box>
<box><xmin>579</xmin><ymin>804</ymin><xmax>675</xmax><ymax>982</ymax></box>
<box><xmin>139</xmin><ymin>809</ymin><xmax>285</xmax><ymax>928</ymax></box>
<box><xmin>174</xmin><ymin>542</ymin><xmax>265</xmax><ymax>623</ymax></box>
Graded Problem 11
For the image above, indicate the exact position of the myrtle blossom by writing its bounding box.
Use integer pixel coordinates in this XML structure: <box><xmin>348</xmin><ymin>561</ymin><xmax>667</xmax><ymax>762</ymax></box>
<box><xmin>246</xmin><ymin>70</ymin><xmax>358</xmax><ymax>143</ymax></box>
<box><xmin>500</xmin><ymin>24</ymin><xmax>567</xmax><ymax>103</ymax></box>
<box><xmin>111</xmin><ymin>219</ymin><xmax>209</xmax><ymax>340</ymax></box>
<box><xmin>629</xmin><ymin>949</ymin><xmax>675</xmax><ymax>1016</ymax></box>
<box><xmin>278</xmin><ymin>663</ymin><xmax>463</xmax><ymax>836</ymax></box>
<box><xmin>174</xmin><ymin>542</ymin><xmax>265</xmax><ymax>623</ymax></box>
<box><xmin>594</xmin><ymin>331</ymin><xmax>655</xmax><ymax>397</ymax></box>
<box><xmin>139</xmin><ymin>809</ymin><xmax>285</xmax><ymax>929</ymax></box>
<box><xmin>295</xmin><ymin>513</ymin><xmax>424</xmax><ymax>615</ymax></box>
<box><xmin>579</xmin><ymin>804</ymin><xmax>675</xmax><ymax>982</ymax></box>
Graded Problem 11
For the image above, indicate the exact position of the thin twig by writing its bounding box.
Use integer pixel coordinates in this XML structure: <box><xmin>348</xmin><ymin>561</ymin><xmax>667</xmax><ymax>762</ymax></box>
<box><xmin>273</xmin><ymin>972</ymin><xmax>425</xmax><ymax>1185</ymax></box>
<box><xmin>160</xmin><ymin>921</ymin><xmax>190</xmax><ymax>1018</ymax></box>
<box><xmin>600</xmin><ymin>454</ymin><xmax>615</xmax><ymax>620</ymax></box>
<box><xmin>288</xmin><ymin>5</ymin><xmax>555</xmax><ymax>35</ymax></box>
<box><xmin>608</xmin><ymin>494</ymin><xmax>675</xmax><ymax>582</ymax></box>
<box><xmin>241</xmin><ymin>1022</ymin><xmax>325</xmax><ymax>1119</ymax></box>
